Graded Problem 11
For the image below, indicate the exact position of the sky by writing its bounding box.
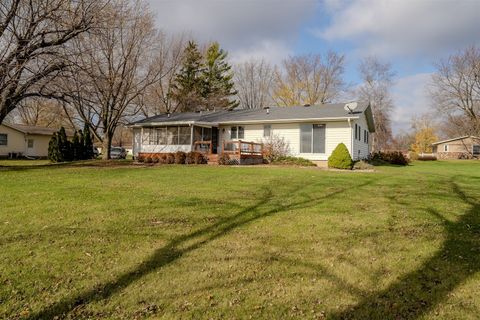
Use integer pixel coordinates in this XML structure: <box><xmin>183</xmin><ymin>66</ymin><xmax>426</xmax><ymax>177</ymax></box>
<box><xmin>147</xmin><ymin>0</ymin><xmax>480</xmax><ymax>133</ymax></box>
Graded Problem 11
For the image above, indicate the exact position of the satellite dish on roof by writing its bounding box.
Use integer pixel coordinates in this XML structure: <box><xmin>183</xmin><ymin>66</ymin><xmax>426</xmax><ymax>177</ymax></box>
<box><xmin>344</xmin><ymin>102</ymin><xmax>358</xmax><ymax>113</ymax></box>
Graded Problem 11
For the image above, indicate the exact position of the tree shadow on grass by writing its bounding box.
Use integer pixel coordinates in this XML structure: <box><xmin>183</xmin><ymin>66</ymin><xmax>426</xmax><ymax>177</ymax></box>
<box><xmin>27</xmin><ymin>178</ymin><xmax>376</xmax><ymax>319</ymax></box>
<box><xmin>329</xmin><ymin>181</ymin><xmax>480</xmax><ymax>320</ymax></box>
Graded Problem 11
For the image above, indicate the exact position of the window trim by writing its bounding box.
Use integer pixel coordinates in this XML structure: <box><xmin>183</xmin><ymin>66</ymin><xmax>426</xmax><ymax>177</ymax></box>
<box><xmin>300</xmin><ymin>123</ymin><xmax>326</xmax><ymax>154</ymax></box>
<box><xmin>0</xmin><ymin>133</ymin><xmax>7</xmax><ymax>146</ymax></box>
<box><xmin>263</xmin><ymin>124</ymin><xmax>271</xmax><ymax>138</ymax></box>
<box><xmin>230</xmin><ymin>126</ymin><xmax>245</xmax><ymax>140</ymax></box>
<box><xmin>473</xmin><ymin>145</ymin><xmax>480</xmax><ymax>155</ymax></box>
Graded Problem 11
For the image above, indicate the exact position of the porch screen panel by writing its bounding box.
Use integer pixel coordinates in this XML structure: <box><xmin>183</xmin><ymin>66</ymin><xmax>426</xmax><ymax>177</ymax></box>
<box><xmin>167</xmin><ymin>127</ymin><xmax>179</xmax><ymax>144</ymax></box>
<box><xmin>300</xmin><ymin>124</ymin><xmax>312</xmax><ymax>153</ymax></box>
<box><xmin>178</xmin><ymin>127</ymin><xmax>191</xmax><ymax>145</ymax></box>
<box><xmin>202</xmin><ymin>127</ymin><xmax>212</xmax><ymax>141</ymax></box>
<box><xmin>148</xmin><ymin>128</ymin><xmax>156</xmax><ymax>145</ymax></box>
<box><xmin>157</xmin><ymin>127</ymin><xmax>167</xmax><ymax>144</ymax></box>
<box><xmin>312</xmin><ymin>124</ymin><xmax>325</xmax><ymax>153</ymax></box>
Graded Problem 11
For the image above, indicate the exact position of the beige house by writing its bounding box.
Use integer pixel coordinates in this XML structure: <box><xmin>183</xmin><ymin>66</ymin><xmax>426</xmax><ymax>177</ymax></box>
<box><xmin>432</xmin><ymin>136</ymin><xmax>480</xmax><ymax>159</ymax></box>
<box><xmin>0</xmin><ymin>123</ymin><xmax>61</xmax><ymax>158</ymax></box>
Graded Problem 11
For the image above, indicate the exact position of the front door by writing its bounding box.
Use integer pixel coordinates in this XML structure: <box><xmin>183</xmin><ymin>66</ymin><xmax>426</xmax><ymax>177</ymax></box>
<box><xmin>212</xmin><ymin>127</ymin><xmax>219</xmax><ymax>154</ymax></box>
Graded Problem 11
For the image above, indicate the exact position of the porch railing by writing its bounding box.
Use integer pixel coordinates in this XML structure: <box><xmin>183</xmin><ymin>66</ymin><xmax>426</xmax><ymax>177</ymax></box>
<box><xmin>222</xmin><ymin>140</ymin><xmax>263</xmax><ymax>156</ymax></box>
<box><xmin>193</xmin><ymin>140</ymin><xmax>212</xmax><ymax>154</ymax></box>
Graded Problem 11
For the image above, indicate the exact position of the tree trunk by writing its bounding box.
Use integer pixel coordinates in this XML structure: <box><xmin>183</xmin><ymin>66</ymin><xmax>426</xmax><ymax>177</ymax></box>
<box><xmin>102</xmin><ymin>134</ymin><xmax>112</xmax><ymax>160</ymax></box>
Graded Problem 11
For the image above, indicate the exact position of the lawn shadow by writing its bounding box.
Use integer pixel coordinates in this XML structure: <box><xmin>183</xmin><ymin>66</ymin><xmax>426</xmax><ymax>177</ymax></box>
<box><xmin>329</xmin><ymin>180</ymin><xmax>480</xmax><ymax>319</ymax></box>
<box><xmin>0</xmin><ymin>160</ymin><xmax>135</xmax><ymax>172</ymax></box>
<box><xmin>27</xmin><ymin>178</ymin><xmax>376</xmax><ymax>319</ymax></box>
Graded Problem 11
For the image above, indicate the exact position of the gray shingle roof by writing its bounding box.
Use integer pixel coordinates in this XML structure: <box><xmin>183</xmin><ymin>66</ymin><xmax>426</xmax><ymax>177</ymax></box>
<box><xmin>2</xmin><ymin>123</ymin><xmax>74</xmax><ymax>136</ymax></box>
<box><xmin>133</xmin><ymin>103</ymin><xmax>371</xmax><ymax>126</ymax></box>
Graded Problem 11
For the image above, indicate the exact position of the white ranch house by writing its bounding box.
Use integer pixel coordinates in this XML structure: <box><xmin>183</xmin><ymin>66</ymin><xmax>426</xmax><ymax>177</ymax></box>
<box><xmin>130</xmin><ymin>102</ymin><xmax>375</xmax><ymax>165</ymax></box>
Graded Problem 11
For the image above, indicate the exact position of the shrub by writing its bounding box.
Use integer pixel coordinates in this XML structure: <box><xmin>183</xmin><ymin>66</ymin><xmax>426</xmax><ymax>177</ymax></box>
<box><xmin>218</xmin><ymin>153</ymin><xmax>231</xmax><ymax>165</ymax></box>
<box><xmin>144</xmin><ymin>157</ymin><xmax>153</xmax><ymax>164</ymax></box>
<box><xmin>194</xmin><ymin>152</ymin><xmax>207</xmax><ymax>164</ymax></box>
<box><xmin>175</xmin><ymin>151</ymin><xmax>186</xmax><ymax>164</ymax></box>
<box><xmin>353</xmin><ymin>160</ymin><xmax>374</xmax><ymax>170</ymax></box>
<box><xmin>185</xmin><ymin>152</ymin><xmax>194</xmax><ymax>164</ymax></box>
<box><xmin>152</xmin><ymin>156</ymin><xmax>160</xmax><ymax>164</ymax></box>
<box><xmin>328</xmin><ymin>143</ymin><xmax>353</xmax><ymax>169</ymax></box>
<box><xmin>370</xmin><ymin>151</ymin><xmax>409</xmax><ymax>166</ymax></box>
<box><xmin>408</xmin><ymin>151</ymin><xmax>419</xmax><ymax>161</ymax></box>
<box><xmin>137</xmin><ymin>155</ymin><xmax>145</xmax><ymax>163</ymax></box>
<box><xmin>166</xmin><ymin>153</ymin><xmax>175</xmax><ymax>164</ymax></box>
<box><xmin>270</xmin><ymin>156</ymin><xmax>316</xmax><ymax>167</ymax></box>
<box><xmin>261</xmin><ymin>134</ymin><xmax>290</xmax><ymax>162</ymax></box>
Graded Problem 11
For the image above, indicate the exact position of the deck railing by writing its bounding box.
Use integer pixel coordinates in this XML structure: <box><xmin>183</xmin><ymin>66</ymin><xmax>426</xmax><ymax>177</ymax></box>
<box><xmin>222</xmin><ymin>140</ymin><xmax>263</xmax><ymax>156</ymax></box>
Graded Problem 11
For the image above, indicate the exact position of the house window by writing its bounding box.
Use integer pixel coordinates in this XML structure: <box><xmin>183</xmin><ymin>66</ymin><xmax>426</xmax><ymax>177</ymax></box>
<box><xmin>354</xmin><ymin>124</ymin><xmax>358</xmax><ymax>140</ymax></box>
<box><xmin>473</xmin><ymin>145</ymin><xmax>480</xmax><ymax>156</ymax></box>
<box><xmin>263</xmin><ymin>125</ymin><xmax>271</xmax><ymax>137</ymax></box>
<box><xmin>230</xmin><ymin>126</ymin><xmax>244</xmax><ymax>139</ymax></box>
<box><xmin>358</xmin><ymin>125</ymin><xmax>361</xmax><ymax>141</ymax></box>
<box><xmin>300</xmin><ymin>124</ymin><xmax>326</xmax><ymax>153</ymax></box>
<box><xmin>27</xmin><ymin>139</ymin><xmax>34</xmax><ymax>148</ymax></box>
<box><xmin>364</xmin><ymin>130</ymin><xmax>368</xmax><ymax>143</ymax></box>
<box><xmin>0</xmin><ymin>134</ymin><xmax>7</xmax><ymax>146</ymax></box>
<box><xmin>444</xmin><ymin>145</ymin><xmax>448</xmax><ymax>152</ymax></box>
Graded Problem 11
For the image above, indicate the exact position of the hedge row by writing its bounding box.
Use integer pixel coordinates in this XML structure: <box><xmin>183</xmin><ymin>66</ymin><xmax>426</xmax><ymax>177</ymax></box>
<box><xmin>137</xmin><ymin>152</ymin><xmax>207</xmax><ymax>165</ymax></box>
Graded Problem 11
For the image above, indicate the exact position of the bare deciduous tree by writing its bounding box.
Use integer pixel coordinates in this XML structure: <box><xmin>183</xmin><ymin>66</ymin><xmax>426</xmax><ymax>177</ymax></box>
<box><xmin>272</xmin><ymin>52</ymin><xmax>345</xmax><ymax>106</ymax></box>
<box><xmin>234</xmin><ymin>58</ymin><xmax>274</xmax><ymax>109</ymax></box>
<box><xmin>61</xmin><ymin>0</ymin><xmax>161</xmax><ymax>159</ymax></box>
<box><xmin>141</xmin><ymin>33</ymin><xmax>187</xmax><ymax>116</ymax></box>
<box><xmin>0</xmin><ymin>0</ymin><xmax>105</xmax><ymax>125</ymax></box>
<box><xmin>357</xmin><ymin>56</ymin><xmax>395</xmax><ymax>151</ymax></box>
<box><xmin>430</xmin><ymin>45</ymin><xmax>480</xmax><ymax>136</ymax></box>
<box><xmin>8</xmin><ymin>99</ymin><xmax>73</xmax><ymax>128</ymax></box>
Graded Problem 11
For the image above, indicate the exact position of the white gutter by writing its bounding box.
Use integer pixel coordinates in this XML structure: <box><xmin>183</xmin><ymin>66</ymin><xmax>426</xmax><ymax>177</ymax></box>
<box><xmin>217</xmin><ymin>116</ymin><xmax>359</xmax><ymax>125</ymax></box>
<box><xmin>129</xmin><ymin>121</ymin><xmax>217</xmax><ymax>128</ymax></box>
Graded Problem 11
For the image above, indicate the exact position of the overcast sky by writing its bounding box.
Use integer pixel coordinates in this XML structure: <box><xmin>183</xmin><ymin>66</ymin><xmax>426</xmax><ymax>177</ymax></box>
<box><xmin>147</xmin><ymin>0</ymin><xmax>480</xmax><ymax>133</ymax></box>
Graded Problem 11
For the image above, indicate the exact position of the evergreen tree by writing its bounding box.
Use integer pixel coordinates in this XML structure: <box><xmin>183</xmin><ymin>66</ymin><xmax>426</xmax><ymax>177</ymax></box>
<box><xmin>58</xmin><ymin>127</ymin><xmax>71</xmax><ymax>161</ymax></box>
<box><xmin>77</xmin><ymin>129</ymin><xmax>85</xmax><ymax>160</ymax></box>
<box><xmin>48</xmin><ymin>133</ymin><xmax>61</xmax><ymax>162</ymax></box>
<box><xmin>83</xmin><ymin>123</ymin><xmax>94</xmax><ymax>159</ymax></box>
<box><xmin>171</xmin><ymin>40</ymin><xmax>205</xmax><ymax>112</ymax></box>
<box><xmin>202</xmin><ymin>42</ymin><xmax>238</xmax><ymax>110</ymax></box>
<box><xmin>72</xmin><ymin>131</ymin><xmax>81</xmax><ymax>161</ymax></box>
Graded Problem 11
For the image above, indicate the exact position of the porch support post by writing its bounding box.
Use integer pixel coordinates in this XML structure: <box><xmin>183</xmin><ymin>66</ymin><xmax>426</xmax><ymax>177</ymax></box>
<box><xmin>190</xmin><ymin>124</ymin><xmax>194</xmax><ymax>152</ymax></box>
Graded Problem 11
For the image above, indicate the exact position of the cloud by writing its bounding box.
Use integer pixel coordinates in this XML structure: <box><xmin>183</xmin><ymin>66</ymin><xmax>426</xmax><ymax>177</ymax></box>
<box><xmin>147</xmin><ymin>0</ymin><xmax>318</xmax><ymax>62</ymax></box>
<box><xmin>315</xmin><ymin>0</ymin><xmax>480</xmax><ymax>57</ymax></box>
<box><xmin>391</xmin><ymin>72</ymin><xmax>432</xmax><ymax>133</ymax></box>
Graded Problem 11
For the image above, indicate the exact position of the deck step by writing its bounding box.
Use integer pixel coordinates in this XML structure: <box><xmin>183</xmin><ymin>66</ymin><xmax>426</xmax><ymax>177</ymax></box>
<box><xmin>207</xmin><ymin>154</ymin><xmax>218</xmax><ymax>165</ymax></box>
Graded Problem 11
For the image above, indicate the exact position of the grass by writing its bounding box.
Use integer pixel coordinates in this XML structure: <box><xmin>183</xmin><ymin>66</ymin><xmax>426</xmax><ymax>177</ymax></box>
<box><xmin>1</xmin><ymin>160</ymin><xmax>479</xmax><ymax>319</ymax></box>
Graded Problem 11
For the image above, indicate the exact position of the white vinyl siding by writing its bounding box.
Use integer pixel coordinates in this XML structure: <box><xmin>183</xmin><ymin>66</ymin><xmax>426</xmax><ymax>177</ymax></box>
<box><xmin>219</xmin><ymin>121</ymin><xmax>352</xmax><ymax>161</ymax></box>
<box><xmin>352</xmin><ymin>113</ymin><xmax>371</xmax><ymax>160</ymax></box>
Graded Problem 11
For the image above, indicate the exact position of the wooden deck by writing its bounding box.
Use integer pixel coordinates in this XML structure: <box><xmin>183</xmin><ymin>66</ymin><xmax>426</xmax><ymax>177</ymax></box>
<box><xmin>194</xmin><ymin>140</ymin><xmax>264</xmax><ymax>165</ymax></box>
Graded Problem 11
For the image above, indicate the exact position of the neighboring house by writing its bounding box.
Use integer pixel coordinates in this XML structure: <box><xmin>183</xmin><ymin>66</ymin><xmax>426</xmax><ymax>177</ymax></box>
<box><xmin>0</xmin><ymin>123</ymin><xmax>64</xmax><ymax>158</ymax></box>
<box><xmin>432</xmin><ymin>136</ymin><xmax>480</xmax><ymax>159</ymax></box>
<box><xmin>130</xmin><ymin>102</ymin><xmax>375</xmax><ymax>165</ymax></box>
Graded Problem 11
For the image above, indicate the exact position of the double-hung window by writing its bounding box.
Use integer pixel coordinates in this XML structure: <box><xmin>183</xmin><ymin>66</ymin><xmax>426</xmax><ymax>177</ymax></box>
<box><xmin>473</xmin><ymin>145</ymin><xmax>480</xmax><ymax>156</ymax></box>
<box><xmin>263</xmin><ymin>125</ymin><xmax>271</xmax><ymax>137</ymax></box>
<box><xmin>230</xmin><ymin>126</ymin><xmax>244</xmax><ymax>139</ymax></box>
<box><xmin>300</xmin><ymin>124</ymin><xmax>325</xmax><ymax>153</ymax></box>
<box><xmin>0</xmin><ymin>134</ymin><xmax>7</xmax><ymax>146</ymax></box>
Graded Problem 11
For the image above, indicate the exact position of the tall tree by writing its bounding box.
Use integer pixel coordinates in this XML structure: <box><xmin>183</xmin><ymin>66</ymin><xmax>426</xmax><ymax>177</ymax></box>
<box><xmin>61</xmin><ymin>0</ymin><xmax>161</xmax><ymax>159</ymax></box>
<box><xmin>272</xmin><ymin>52</ymin><xmax>345</xmax><ymax>106</ymax></box>
<box><xmin>357</xmin><ymin>56</ymin><xmax>395</xmax><ymax>151</ymax></box>
<box><xmin>234</xmin><ymin>59</ymin><xmax>274</xmax><ymax>109</ymax></box>
<box><xmin>202</xmin><ymin>42</ymin><xmax>238</xmax><ymax>110</ymax></box>
<box><xmin>170</xmin><ymin>40</ymin><xmax>205</xmax><ymax>112</ymax></box>
<box><xmin>430</xmin><ymin>45</ymin><xmax>480</xmax><ymax>136</ymax></box>
<box><xmin>0</xmin><ymin>0</ymin><xmax>106</xmax><ymax>125</ymax></box>
<box><xmin>141</xmin><ymin>33</ymin><xmax>187</xmax><ymax>116</ymax></box>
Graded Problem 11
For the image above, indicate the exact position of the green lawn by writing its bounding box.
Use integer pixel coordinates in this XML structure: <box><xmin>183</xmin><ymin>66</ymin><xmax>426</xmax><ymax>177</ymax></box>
<box><xmin>1</xmin><ymin>161</ymin><xmax>479</xmax><ymax>319</ymax></box>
